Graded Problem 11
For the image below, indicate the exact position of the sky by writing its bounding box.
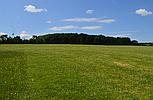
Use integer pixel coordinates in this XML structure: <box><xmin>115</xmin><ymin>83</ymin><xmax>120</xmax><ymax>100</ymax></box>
<box><xmin>0</xmin><ymin>0</ymin><xmax>153</xmax><ymax>42</ymax></box>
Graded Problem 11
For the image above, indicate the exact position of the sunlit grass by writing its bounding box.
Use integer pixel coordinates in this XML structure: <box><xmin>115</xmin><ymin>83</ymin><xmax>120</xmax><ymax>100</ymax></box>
<box><xmin>0</xmin><ymin>44</ymin><xmax>153</xmax><ymax>100</ymax></box>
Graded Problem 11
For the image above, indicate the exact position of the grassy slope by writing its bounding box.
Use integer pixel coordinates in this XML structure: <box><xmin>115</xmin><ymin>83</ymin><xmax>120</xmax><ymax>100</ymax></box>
<box><xmin>0</xmin><ymin>44</ymin><xmax>153</xmax><ymax>100</ymax></box>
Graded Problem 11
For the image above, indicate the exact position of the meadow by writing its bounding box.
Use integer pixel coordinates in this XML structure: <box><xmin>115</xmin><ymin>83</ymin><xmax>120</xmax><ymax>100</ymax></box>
<box><xmin>0</xmin><ymin>44</ymin><xmax>153</xmax><ymax>100</ymax></box>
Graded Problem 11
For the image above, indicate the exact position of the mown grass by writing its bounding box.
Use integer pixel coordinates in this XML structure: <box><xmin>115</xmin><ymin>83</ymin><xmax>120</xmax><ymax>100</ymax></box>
<box><xmin>0</xmin><ymin>44</ymin><xmax>153</xmax><ymax>100</ymax></box>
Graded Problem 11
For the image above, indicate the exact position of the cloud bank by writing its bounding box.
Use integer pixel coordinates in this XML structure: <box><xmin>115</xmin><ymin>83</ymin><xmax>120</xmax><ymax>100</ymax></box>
<box><xmin>0</xmin><ymin>32</ymin><xmax>7</xmax><ymax>36</ymax></box>
<box><xmin>20</xmin><ymin>31</ymin><xmax>31</xmax><ymax>39</ymax></box>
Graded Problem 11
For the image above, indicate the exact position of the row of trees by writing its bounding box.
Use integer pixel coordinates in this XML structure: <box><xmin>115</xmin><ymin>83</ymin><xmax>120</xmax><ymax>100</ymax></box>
<box><xmin>0</xmin><ymin>33</ymin><xmax>138</xmax><ymax>45</ymax></box>
<box><xmin>0</xmin><ymin>35</ymin><xmax>22</xmax><ymax>44</ymax></box>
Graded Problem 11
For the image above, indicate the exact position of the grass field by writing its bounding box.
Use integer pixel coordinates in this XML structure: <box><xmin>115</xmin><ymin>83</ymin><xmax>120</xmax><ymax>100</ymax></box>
<box><xmin>0</xmin><ymin>44</ymin><xmax>153</xmax><ymax>100</ymax></box>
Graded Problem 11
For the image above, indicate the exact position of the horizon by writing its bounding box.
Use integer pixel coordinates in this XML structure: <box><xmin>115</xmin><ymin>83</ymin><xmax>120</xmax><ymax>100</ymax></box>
<box><xmin>0</xmin><ymin>0</ymin><xmax>153</xmax><ymax>42</ymax></box>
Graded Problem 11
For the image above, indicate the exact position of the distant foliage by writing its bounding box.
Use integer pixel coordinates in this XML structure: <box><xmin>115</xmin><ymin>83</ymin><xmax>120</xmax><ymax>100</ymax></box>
<box><xmin>29</xmin><ymin>33</ymin><xmax>133</xmax><ymax>45</ymax></box>
<box><xmin>0</xmin><ymin>33</ymin><xmax>140</xmax><ymax>45</ymax></box>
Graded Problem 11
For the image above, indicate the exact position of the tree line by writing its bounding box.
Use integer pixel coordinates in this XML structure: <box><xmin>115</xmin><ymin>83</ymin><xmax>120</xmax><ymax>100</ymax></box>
<box><xmin>0</xmin><ymin>33</ymin><xmax>140</xmax><ymax>45</ymax></box>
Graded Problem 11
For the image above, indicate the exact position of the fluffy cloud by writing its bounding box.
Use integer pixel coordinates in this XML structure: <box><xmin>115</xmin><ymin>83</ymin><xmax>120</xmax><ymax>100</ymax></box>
<box><xmin>135</xmin><ymin>9</ymin><xmax>152</xmax><ymax>16</ymax></box>
<box><xmin>0</xmin><ymin>32</ymin><xmax>7</xmax><ymax>36</ymax></box>
<box><xmin>63</xmin><ymin>18</ymin><xmax>115</xmax><ymax>23</ymax></box>
<box><xmin>20</xmin><ymin>31</ymin><xmax>31</xmax><ymax>39</ymax></box>
<box><xmin>49</xmin><ymin>25</ymin><xmax>102</xmax><ymax>31</ymax></box>
<box><xmin>24</xmin><ymin>5</ymin><xmax>47</xmax><ymax>13</ymax></box>
<box><xmin>86</xmin><ymin>10</ymin><xmax>94</xmax><ymax>15</ymax></box>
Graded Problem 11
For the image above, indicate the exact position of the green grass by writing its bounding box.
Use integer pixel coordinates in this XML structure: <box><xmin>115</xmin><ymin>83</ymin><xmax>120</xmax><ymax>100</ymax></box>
<box><xmin>0</xmin><ymin>44</ymin><xmax>153</xmax><ymax>100</ymax></box>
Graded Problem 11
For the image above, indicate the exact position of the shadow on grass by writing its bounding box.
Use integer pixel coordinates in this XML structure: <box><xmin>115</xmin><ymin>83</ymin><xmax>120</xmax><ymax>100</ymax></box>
<box><xmin>0</xmin><ymin>50</ymin><xmax>29</xmax><ymax>100</ymax></box>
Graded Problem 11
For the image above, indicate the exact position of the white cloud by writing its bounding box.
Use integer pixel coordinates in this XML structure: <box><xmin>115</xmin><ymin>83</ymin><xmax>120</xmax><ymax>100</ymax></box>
<box><xmin>109</xmin><ymin>34</ymin><xmax>132</xmax><ymax>38</ymax></box>
<box><xmin>46</xmin><ymin>20</ymin><xmax>52</xmax><ymax>24</ymax></box>
<box><xmin>49</xmin><ymin>25</ymin><xmax>102</xmax><ymax>31</ymax></box>
<box><xmin>63</xmin><ymin>18</ymin><xmax>115</xmax><ymax>23</ymax></box>
<box><xmin>98</xmin><ymin>19</ymin><xmax>116</xmax><ymax>23</ymax></box>
<box><xmin>49</xmin><ymin>25</ymin><xmax>78</xmax><ymax>31</ymax></box>
<box><xmin>86</xmin><ymin>10</ymin><xmax>94</xmax><ymax>15</ymax></box>
<box><xmin>20</xmin><ymin>31</ymin><xmax>31</xmax><ymax>39</ymax></box>
<box><xmin>24</xmin><ymin>5</ymin><xmax>47</xmax><ymax>13</ymax></box>
<box><xmin>63</xmin><ymin>18</ymin><xmax>97</xmax><ymax>22</ymax></box>
<box><xmin>0</xmin><ymin>32</ymin><xmax>7</xmax><ymax>36</ymax></box>
<box><xmin>135</xmin><ymin>9</ymin><xmax>152</xmax><ymax>16</ymax></box>
<box><xmin>81</xmin><ymin>26</ymin><xmax>102</xmax><ymax>30</ymax></box>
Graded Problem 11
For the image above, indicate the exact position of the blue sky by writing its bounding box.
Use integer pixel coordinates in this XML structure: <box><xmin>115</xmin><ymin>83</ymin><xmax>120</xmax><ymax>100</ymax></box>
<box><xmin>0</xmin><ymin>0</ymin><xmax>153</xmax><ymax>42</ymax></box>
